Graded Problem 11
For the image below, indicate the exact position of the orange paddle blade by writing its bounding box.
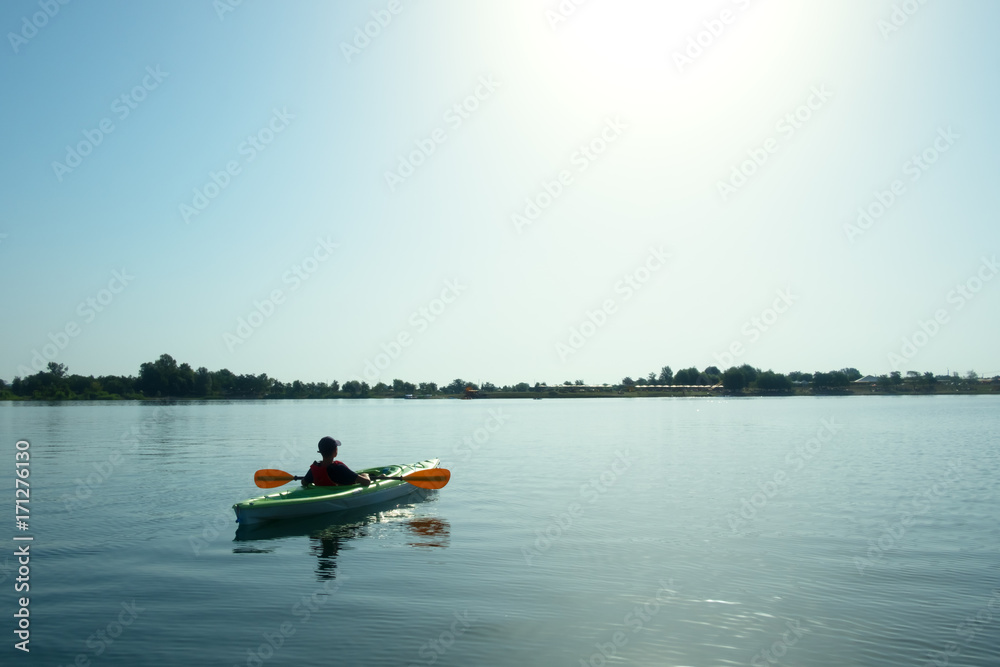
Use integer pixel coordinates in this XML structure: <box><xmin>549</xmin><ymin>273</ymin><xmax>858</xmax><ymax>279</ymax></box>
<box><xmin>402</xmin><ymin>468</ymin><xmax>451</xmax><ymax>490</ymax></box>
<box><xmin>254</xmin><ymin>469</ymin><xmax>298</xmax><ymax>488</ymax></box>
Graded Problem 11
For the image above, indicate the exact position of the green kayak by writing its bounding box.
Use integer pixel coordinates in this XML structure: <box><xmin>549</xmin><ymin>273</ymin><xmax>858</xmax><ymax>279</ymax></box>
<box><xmin>233</xmin><ymin>458</ymin><xmax>440</xmax><ymax>525</ymax></box>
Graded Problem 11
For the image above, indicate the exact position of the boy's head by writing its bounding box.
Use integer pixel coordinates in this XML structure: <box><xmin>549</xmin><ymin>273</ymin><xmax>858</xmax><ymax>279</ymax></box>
<box><xmin>318</xmin><ymin>436</ymin><xmax>341</xmax><ymax>457</ymax></box>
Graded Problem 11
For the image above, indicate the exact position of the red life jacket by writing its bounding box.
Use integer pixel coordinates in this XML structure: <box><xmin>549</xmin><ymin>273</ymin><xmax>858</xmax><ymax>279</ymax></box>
<box><xmin>309</xmin><ymin>461</ymin><xmax>343</xmax><ymax>486</ymax></box>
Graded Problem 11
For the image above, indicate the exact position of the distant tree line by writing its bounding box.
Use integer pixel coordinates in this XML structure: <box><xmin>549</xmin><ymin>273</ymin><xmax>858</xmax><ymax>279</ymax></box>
<box><xmin>0</xmin><ymin>355</ymin><xmax>991</xmax><ymax>401</ymax></box>
<box><xmin>614</xmin><ymin>365</ymin><xmax>987</xmax><ymax>394</ymax></box>
<box><xmin>0</xmin><ymin>354</ymin><xmax>503</xmax><ymax>400</ymax></box>
<box><xmin>609</xmin><ymin>364</ymin><xmax>859</xmax><ymax>393</ymax></box>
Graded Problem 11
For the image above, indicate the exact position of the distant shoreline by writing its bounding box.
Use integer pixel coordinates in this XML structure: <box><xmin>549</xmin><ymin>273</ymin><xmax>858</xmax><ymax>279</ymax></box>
<box><xmin>4</xmin><ymin>353</ymin><xmax>996</xmax><ymax>401</ymax></box>
<box><xmin>2</xmin><ymin>385</ymin><xmax>997</xmax><ymax>402</ymax></box>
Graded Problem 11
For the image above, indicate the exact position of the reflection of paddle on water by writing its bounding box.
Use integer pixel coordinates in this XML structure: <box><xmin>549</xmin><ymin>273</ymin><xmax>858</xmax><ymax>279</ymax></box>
<box><xmin>406</xmin><ymin>517</ymin><xmax>450</xmax><ymax>548</ymax></box>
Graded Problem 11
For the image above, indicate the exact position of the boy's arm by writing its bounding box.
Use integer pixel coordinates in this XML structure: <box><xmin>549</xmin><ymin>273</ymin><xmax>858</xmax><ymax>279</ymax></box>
<box><xmin>329</xmin><ymin>462</ymin><xmax>370</xmax><ymax>486</ymax></box>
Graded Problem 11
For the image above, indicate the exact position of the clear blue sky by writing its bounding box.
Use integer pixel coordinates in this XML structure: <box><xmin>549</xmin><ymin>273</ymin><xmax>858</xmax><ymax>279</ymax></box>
<box><xmin>2</xmin><ymin>0</ymin><xmax>998</xmax><ymax>386</ymax></box>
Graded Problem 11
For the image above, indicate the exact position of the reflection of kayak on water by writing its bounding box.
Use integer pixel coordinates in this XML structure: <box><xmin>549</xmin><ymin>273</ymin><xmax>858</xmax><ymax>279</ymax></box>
<box><xmin>233</xmin><ymin>495</ymin><xmax>445</xmax><ymax>543</ymax></box>
<box><xmin>234</xmin><ymin>498</ymin><xmax>450</xmax><ymax>579</ymax></box>
<box><xmin>233</xmin><ymin>459</ymin><xmax>443</xmax><ymax>525</ymax></box>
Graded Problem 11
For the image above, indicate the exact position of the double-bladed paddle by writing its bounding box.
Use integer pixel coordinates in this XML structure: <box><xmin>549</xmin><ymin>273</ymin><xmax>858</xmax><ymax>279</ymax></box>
<box><xmin>253</xmin><ymin>467</ymin><xmax>451</xmax><ymax>490</ymax></box>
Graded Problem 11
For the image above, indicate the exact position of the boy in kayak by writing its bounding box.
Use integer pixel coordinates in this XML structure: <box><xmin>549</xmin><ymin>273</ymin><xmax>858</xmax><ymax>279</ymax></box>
<box><xmin>301</xmin><ymin>436</ymin><xmax>375</xmax><ymax>487</ymax></box>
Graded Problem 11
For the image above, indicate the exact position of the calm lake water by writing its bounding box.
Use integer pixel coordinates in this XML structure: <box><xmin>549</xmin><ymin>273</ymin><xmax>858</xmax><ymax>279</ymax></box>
<box><xmin>2</xmin><ymin>396</ymin><xmax>999</xmax><ymax>666</ymax></box>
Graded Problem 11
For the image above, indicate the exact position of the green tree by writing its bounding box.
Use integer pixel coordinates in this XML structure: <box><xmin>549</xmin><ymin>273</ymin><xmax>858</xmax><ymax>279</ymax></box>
<box><xmin>658</xmin><ymin>366</ymin><xmax>673</xmax><ymax>385</ymax></box>
<box><xmin>722</xmin><ymin>367</ymin><xmax>747</xmax><ymax>392</ymax></box>
<box><xmin>840</xmin><ymin>368</ymin><xmax>862</xmax><ymax>382</ymax></box>
<box><xmin>47</xmin><ymin>362</ymin><xmax>68</xmax><ymax>379</ymax></box>
<box><xmin>342</xmin><ymin>380</ymin><xmax>368</xmax><ymax>398</ymax></box>
<box><xmin>811</xmin><ymin>370</ymin><xmax>850</xmax><ymax>391</ymax></box>
<box><xmin>139</xmin><ymin>354</ymin><xmax>187</xmax><ymax>396</ymax></box>
<box><xmin>703</xmin><ymin>366</ymin><xmax>722</xmax><ymax>383</ymax></box>
<box><xmin>445</xmin><ymin>379</ymin><xmax>468</xmax><ymax>394</ymax></box>
<box><xmin>194</xmin><ymin>366</ymin><xmax>212</xmax><ymax>396</ymax></box>
<box><xmin>177</xmin><ymin>363</ymin><xmax>196</xmax><ymax>396</ymax></box>
<box><xmin>99</xmin><ymin>374</ymin><xmax>137</xmax><ymax>398</ymax></box>
<box><xmin>755</xmin><ymin>370</ymin><xmax>792</xmax><ymax>392</ymax></box>
<box><xmin>673</xmin><ymin>367</ymin><xmax>699</xmax><ymax>385</ymax></box>
<box><xmin>812</xmin><ymin>372</ymin><xmax>833</xmax><ymax>390</ymax></box>
<box><xmin>736</xmin><ymin>364</ymin><xmax>758</xmax><ymax>385</ymax></box>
